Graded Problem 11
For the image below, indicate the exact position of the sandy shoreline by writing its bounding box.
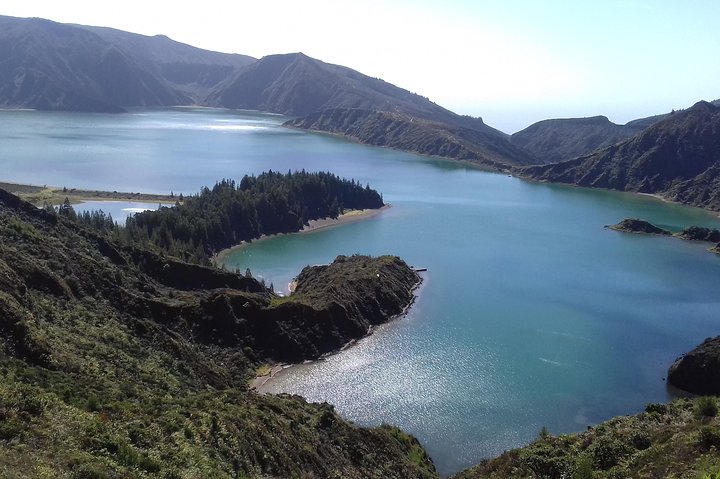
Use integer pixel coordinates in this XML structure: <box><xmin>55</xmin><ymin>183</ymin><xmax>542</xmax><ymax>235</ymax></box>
<box><xmin>214</xmin><ymin>204</ymin><xmax>391</xmax><ymax>264</ymax></box>
<box><xmin>0</xmin><ymin>180</ymin><xmax>177</xmax><ymax>205</ymax></box>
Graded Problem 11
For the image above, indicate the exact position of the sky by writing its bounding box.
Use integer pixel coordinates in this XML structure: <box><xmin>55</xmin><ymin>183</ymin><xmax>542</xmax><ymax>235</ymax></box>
<box><xmin>3</xmin><ymin>0</ymin><xmax>720</xmax><ymax>133</ymax></box>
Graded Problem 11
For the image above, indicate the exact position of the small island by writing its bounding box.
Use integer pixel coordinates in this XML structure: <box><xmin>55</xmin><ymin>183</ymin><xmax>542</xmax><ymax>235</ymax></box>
<box><xmin>608</xmin><ymin>218</ymin><xmax>720</xmax><ymax>255</ymax></box>
<box><xmin>607</xmin><ymin>218</ymin><xmax>671</xmax><ymax>235</ymax></box>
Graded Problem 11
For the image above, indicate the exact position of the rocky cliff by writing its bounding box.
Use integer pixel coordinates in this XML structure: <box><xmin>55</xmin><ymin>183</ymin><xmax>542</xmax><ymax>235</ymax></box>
<box><xmin>668</xmin><ymin>336</ymin><xmax>720</xmax><ymax>395</ymax></box>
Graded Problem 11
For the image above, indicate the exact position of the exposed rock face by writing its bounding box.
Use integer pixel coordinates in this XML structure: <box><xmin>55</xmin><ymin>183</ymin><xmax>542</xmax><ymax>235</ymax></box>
<box><xmin>520</xmin><ymin>101</ymin><xmax>720</xmax><ymax>210</ymax></box>
<box><xmin>668</xmin><ymin>337</ymin><xmax>720</xmax><ymax>395</ymax></box>
<box><xmin>608</xmin><ymin>218</ymin><xmax>671</xmax><ymax>235</ymax></box>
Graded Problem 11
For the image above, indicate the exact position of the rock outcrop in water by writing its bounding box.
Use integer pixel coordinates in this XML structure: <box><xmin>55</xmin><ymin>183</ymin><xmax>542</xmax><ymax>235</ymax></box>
<box><xmin>607</xmin><ymin>218</ymin><xmax>671</xmax><ymax>235</ymax></box>
<box><xmin>0</xmin><ymin>187</ymin><xmax>435</xmax><ymax>478</ymax></box>
<box><xmin>668</xmin><ymin>337</ymin><xmax>720</xmax><ymax>395</ymax></box>
<box><xmin>608</xmin><ymin>218</ymin><xmax>720</xmax><ymax>254</ymax></box>
<box><xmin>677</xmin><ymin>226</ymin><xmax>720</xmax><ymax>243</ymax></box>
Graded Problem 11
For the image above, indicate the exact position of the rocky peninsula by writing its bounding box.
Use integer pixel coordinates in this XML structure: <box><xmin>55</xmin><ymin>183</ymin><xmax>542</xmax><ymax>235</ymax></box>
<box><xmin>607</xmin><ymin>218</ymin><xmax>672</xmax><ymax>235</ymax></box>
<box><xmin>668</xmin><ymin>336</ymin><xmax>720</xmax><ymax>395</ymax></box>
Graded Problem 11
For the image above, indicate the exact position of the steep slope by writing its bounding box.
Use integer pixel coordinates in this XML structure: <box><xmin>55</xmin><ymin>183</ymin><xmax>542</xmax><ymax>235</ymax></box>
<box><xmin>208</xmin><ymin>53</ymin><xmax>536</xmax><ymax>166</ymax></box>
<box><xmin>288</xmin><ymin>109</ymin><xmax>537</xmax><ymax>167</ymax></box>
<box><xmin>0</xmin><ymin>16</ymin><xmax>534</xmax><ymax>166</ymax></box>
<box><xmin>0</xmin><ymin>187</ymin><xmax>436</xmax><ymax>478</ymax></box>
<box><xmin>79</xmin><ymin>25</ymin><xmax>255</xmax><ymax>101</ymax></box>
<box><xmin>0</xmin><ymin>16</ymin><xmax>189</xmax><ymax>112</ymax></box>
<box><xmin>511</xmin><ymin>113</ymin><xmax>667</xmax><ymax>163</ymax></box>
<box><xmin>520</xmin><ymin>101</ymin><xmax>720</xmax><ymax>209</ymax></box>
<box><xmin>207</xmin><ymin>53</ymin><xmax>489</xmax><ymax>130</ymax></box>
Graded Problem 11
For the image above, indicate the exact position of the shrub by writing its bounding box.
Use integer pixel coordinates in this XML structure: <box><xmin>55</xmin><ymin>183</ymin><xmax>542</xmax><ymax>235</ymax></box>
<box><xmin>699</xmin><ymin>427</ymin><xmax>720</xmax><ymax>450</ymax></box>
<box><xmin>590</xmin><ymin>437</ymin><xmax>631</xmax><ymax>470</ymax></box>
<box><xmin>520</xmin><ymin>443</ymin><xmax>569</xmax><ymax>479</ymax></box>
<box><xmin>0</xmin><ymin>419</ymin><xmax>23</xmax><ymax>440</ymax></box>
<box><xmin>572</xmin><ymin>455</ymin><xmax>594</xmax><ymax>479</ymax></box>
<box><xmin>696</xmin><ymin>397</ymin><xmax>719</xmax><ymax>419</ymax></box>
<box><xmin>629</xmin><ymin>431</ymin><xmax>652</xmax><ymax>450</ymax></box>
<box><xmin>645</xmin><ymin>403</ymin><xmax>667</xmax><ymax>415</ymax></box>
<box><xmin>71</xmin><ymin>463</ymin><xmax>108</xmax><ymax>479</ymax></box>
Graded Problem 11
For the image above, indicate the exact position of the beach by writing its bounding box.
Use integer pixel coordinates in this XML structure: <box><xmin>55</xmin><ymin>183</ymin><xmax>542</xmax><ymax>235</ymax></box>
<box><xmin>214</xmin><ymin>204</ymin><xmax>390</xmax><ymax>264</ymax></box>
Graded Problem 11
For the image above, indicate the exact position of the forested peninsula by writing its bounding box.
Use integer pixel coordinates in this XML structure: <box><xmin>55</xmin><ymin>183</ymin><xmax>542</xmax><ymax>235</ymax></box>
<box><xmin>0</xmin><ymin>175</ymin><xmax>437</xmax><ymax>478</ymax></box>
<box><xmin>72</xmin><ymin>170</ymin><xmax>384</xmax><ymax>265</ymax></box>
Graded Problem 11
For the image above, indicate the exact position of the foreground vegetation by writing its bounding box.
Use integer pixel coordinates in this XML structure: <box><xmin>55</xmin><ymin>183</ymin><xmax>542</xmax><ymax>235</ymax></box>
<box><xmin>453</xmin><ymin>398</ymin><xmax>720</xmax><ymax>479</ymax></box>
<box><xmin>3</xmin><ymin>172</ymin><xmax>720</xmax><ymax>478</ymax></box>
<box><xmin>0</xmin><ymin>185</ymin><xmax>434</xmax><ymax>478</ymax></box>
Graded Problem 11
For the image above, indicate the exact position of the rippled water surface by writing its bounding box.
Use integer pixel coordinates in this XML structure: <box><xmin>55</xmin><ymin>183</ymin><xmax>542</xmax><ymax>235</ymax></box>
<box><xmin>3</xmin><ymin>108</ymin><xmax>720</xmax><ymax>475</ymax></box>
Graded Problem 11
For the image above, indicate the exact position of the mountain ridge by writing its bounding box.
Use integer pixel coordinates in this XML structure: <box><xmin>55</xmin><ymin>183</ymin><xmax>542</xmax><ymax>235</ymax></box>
<box><xmin>207</xmin><ymin>52</ymin><xmax>496</xmax><ymax>132</ymax></box>
<box><xmin>77</xmin><ymin>25</ymin><xmax>255</xmax><ymax>101</ymax></box>
<box><xmin>287</xmin><ymin>108</ymin><xmax>537</xmax><ymax>167</ymax></box>
<box><xmin>510</xmin><ymin>113</ymin><xmax>668</xmax><ymax>163</ymax></box>
<box><xmin>0</xmin><ymin>16</ymin><xmax>189</xmax><ymax>111</ymax></box>
<box><xmin>0</xmin><ymin>16</ymin><xmax>536</xmax><ymax>166</ymax></box>
<box><xmin>519</xmin><ymin>100</ymin><xmax>720</xmax><ymax>210</ymax></box>
<box><xmin>2</xmin><ymin>14</ymin><xmax>718</xmax><ymax>172</ymax></box>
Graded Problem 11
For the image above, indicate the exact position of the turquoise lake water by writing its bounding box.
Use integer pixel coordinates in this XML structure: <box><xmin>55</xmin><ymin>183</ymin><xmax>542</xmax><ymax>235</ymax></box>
<box><xmin>2</xmin><ymin>108</ymin><xmax>720</xmax><ymax>475</ymax></box>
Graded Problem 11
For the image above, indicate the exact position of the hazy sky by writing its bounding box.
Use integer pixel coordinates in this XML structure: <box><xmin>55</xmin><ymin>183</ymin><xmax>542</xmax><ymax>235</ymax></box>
<box><xmin>4</xmin><ymin>0</ymin><xmax>720</xmax><ymax>133</ymax></box>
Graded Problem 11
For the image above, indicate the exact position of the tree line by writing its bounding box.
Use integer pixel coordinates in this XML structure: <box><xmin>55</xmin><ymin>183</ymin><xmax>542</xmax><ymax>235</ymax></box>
<box><xmin>61</xmin><ymin>170</ymin><xmax>384</xmax><ymax>265</ymax></box>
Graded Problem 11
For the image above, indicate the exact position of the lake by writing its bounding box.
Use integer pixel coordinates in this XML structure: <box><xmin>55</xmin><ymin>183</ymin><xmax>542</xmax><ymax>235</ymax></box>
<box><xmin>3</xmin><ymin>108</ymin><xmax>720</xmax><ymax>475</ymax></box>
